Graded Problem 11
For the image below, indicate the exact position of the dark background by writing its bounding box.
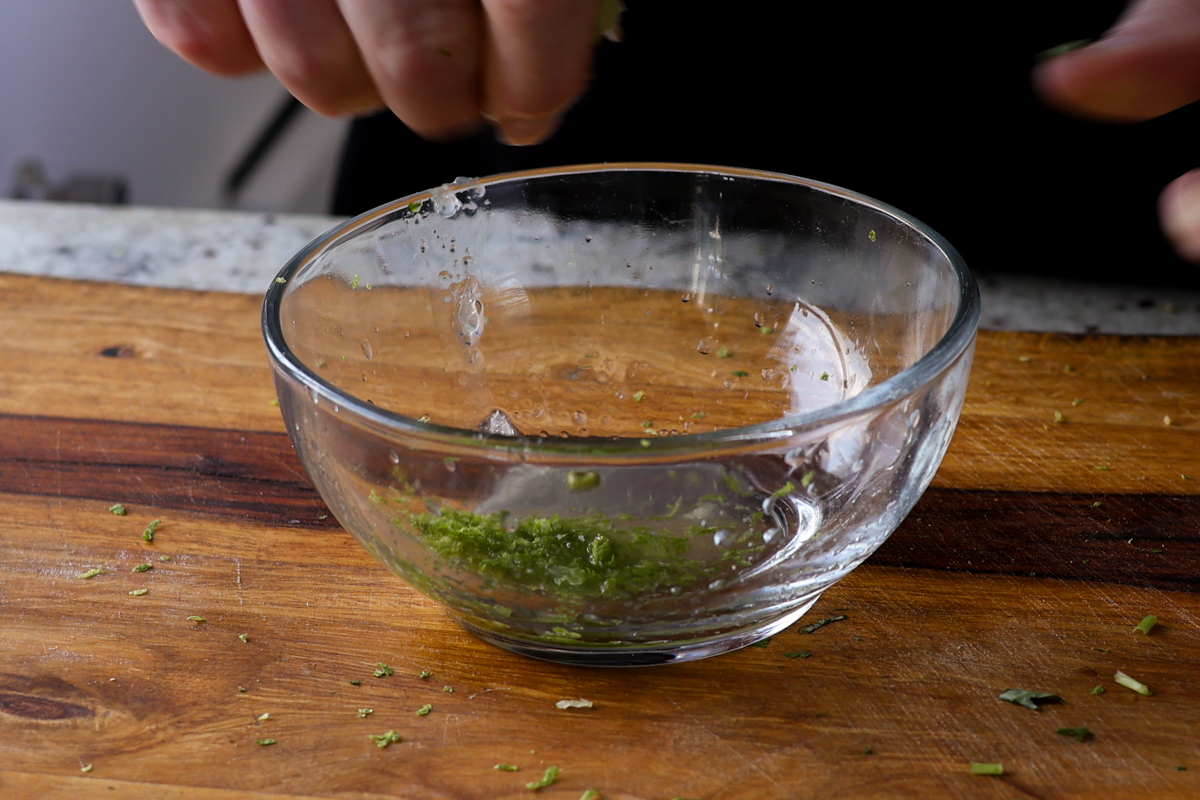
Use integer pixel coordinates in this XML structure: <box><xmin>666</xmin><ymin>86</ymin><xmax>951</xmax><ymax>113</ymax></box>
<box><xmin>335</xmin><ymin>1</ymin><xmax>1200</xmax><ymax>289</ymax></box>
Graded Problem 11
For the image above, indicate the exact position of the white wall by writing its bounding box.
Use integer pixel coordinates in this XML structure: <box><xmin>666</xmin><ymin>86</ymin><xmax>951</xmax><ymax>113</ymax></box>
<box><xmin>0</xmin><ymin>1</ymin><xmax>347</xmax><ymax>212</ymax></box>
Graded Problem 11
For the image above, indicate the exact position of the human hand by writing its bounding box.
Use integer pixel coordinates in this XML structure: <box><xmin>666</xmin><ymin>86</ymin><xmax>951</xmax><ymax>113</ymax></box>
<box><xmin>133</xmin><ymin>0</ymin><xmax>607</xmax><ymax>145</ymax></box>
<box><xmin>1032</xmin><ymin>0</ymin><xmax>1200</xmax><ymax>262</ymax></box>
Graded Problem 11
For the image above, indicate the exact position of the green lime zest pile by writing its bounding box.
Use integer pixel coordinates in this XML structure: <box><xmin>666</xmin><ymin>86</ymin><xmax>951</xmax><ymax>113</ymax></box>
<box><xmin>406</xmin><ymin>508</ymin><xmax>714</xmax><ymax>600</ymax></box>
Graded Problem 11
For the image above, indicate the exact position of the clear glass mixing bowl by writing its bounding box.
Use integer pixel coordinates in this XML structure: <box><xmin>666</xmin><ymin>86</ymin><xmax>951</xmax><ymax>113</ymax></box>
<box><xmin>263</xmin><ymin>164</ymin><xmax>979</xmax><ymax>666</ymax></box>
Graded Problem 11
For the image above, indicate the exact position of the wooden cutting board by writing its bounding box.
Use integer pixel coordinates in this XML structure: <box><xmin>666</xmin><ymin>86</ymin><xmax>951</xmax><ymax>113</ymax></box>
<box><xmin>2</xmin><ymin>273</ymin><xmax>1198</xmax><ymax>800</ymax></box>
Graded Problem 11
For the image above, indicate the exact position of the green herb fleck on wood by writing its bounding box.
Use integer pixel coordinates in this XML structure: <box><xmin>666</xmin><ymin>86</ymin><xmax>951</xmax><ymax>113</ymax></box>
<box><xmin>358</xmin><ymin>708</ymin><xmax>373</xmax><ymax>718</ymax></box>
<box><xmin>632</xmin><ymin>390</ymin><xmax>645</xmax><ymax>403</ymax></box>
<box><xmin>494</xmin><ymin>764</ymin><xmax>519</xmax><ymax>771</ymax></box>
<box><xmin>255</xmin><ymin>738</ymin><xmax>276</xmax><ymax>747</ymax></box>
<box><xmin>970</xmin><ymin>763</ymin><xmax>1004</xmax><ymax>776</ymax></box>
<box><xmin>416</xmin><ymin>704</ymin><xmax>432</xmax><ymax>716</ymax></box>
<box><xmin>716</xmin><ymin>346</ymin><xmax>731</xmax><ymax>358</ymax></box>
<box><xmin>238</xmin><ymin>633</ymin><xmax>250</xmax><ymax>643</ymax></box>
<box><xmin>129</xmin><ymin>588</ymin><xmax>148</xmax><ymax>596</ymax></box>
<box><xmin>784</xmin><ymin>651</ymin><xmax>812</xmax><ymax>658</ymax></box>
<box><xmin>799</xmin><ymin>615</ymin><xmax>848</xmax><ymax>634</ymax></box>
<box><xmin>133</xmin><ymin>563</ymin><xmax>152</xmax><ymax>573</ymax></box>
<box><xmin>109</xmin><ymin>503</ymin><xmax>126</xmax><ymax>516</ymax></box>
<box><xmin>187</xmin><ymin>615</ymin><xmax>206</xmax><ymax>623</ymax></box>
<box><xmin>1134</xmin><ymin>615</ymin><xmax>1158</xmax><ymax>635</ymax></box>
<box><xmin>369</xmin><ymin>730</ymin><xmax>401</xmax><ymax>748</ymax></box>
<box><xmin>998</xmin><ymin>689</ymin><xmax>1062</xmax><ymax>710</ymax></box>
<box><xmin>1090</xmin><ymin>685</ymin><xmax>1105</xmax><ymax>695</ymax></box>
<box><xmin>142</xmin><ymin>518</ymin><xmax>161</xmax><ymax>542</ymax></box>
<box><xmin>526</xmin><ymin>766</ymin><xmax>560</xmax><ymax>791</ymax></box>
<box><xmin>373</xmin><ymin>663</ymin><xmax>393</xmax><ymax>678</ymax></box>
<box><xmin>77</xmin><ymin>566</ymin><xmax>104</xmax><ymax>579</ymax></box>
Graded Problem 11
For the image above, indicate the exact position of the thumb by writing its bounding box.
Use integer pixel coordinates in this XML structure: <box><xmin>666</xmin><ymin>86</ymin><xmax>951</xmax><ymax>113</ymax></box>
<box><xmin>1161</xmin><ymin>168</ymin><xmax>1200</xmax><ymax>262</ymax></box>
<box><xmin>1033</xmin><ymin>0</ymin><xmax>1200</xmax><ymax>122</ymax></box>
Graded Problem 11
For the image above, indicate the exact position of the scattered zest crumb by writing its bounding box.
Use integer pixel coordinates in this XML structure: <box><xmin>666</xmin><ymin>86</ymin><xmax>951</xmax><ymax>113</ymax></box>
<box><xmin>1057</xmin><ymin>726</ymin><xmax>1091</xmax><ymax>742</ymax></box>
<box><xmin>418</xmin><ymin>670</ymin><xmax>433</xmax><ymax>679</ymax></box>
<box><xmin>632</xmin><ymin>390</ymin><xmax>645</xmax><ymax>403</ymax></box>
<box><xmin>1091</xmin><ymin>685</ymin><xmax>1105</xmax><ymax>695</ymax></box>
<box><xmin>1114</xmin><ymin>670</ymin><xmax>1153</xmax><ymax>696</ymax></box>
<box><xmin>129</xmin><ymin>588</ymin><xmax>148</xmax><ymax>596</ymax></box>
<box><xmin>238</xmin><ymin>633</ymin><xmax>250</xmax><ymax>643</ymax></box>
<box><xmin>350</xmin><ymin>680</ymin><xmax>361</xmax><ymax>686</ymax></box>
<box><xmin>868</xmin><ymin>229</ymin><xmax>877</xmax><ymax>242</ymax></box>
<box><xmin>555</xmin><ymin>699</ymin><xmax>594</xmax><ymax>709</ymax></box>
<box><xmin>416</xmin><ymin>704</ymin><xmax>432</xmax><ymax>716</ymax></box>
<box><xmin>369</xmin><ymin>730</ymin><xmax>401</xmax><ymax>748</ymax></box>
<box><xmin>142</xmin><ymin>518</ymin><xmax>161</xmax><ymax>542</ymax></box>
<box><xmin>730</xmin><ymin>370</ymin><xmax>748</xmax><ymax>377</ymax></box>
<box><xmin>998</xmin><ymin>689</ymin><xmax>1062</xmax><ymax>710</ymax></box>
<box><xmin>494</xmin><ymin>764</ymin><xmax>519</xmax><ymax>771</ymax></box>
<box><xmin>526</xmin><ymin>766</ymin><xmax>560</xmax><ymax>791</ymax></box>
<box><xmin>269</xmin><ymin>399</ymin><xmax>279</xmax><ymax>407</ymax></box>
<box><xmin>108</xmin><ymin>503</ymin><xmax>126</xmax><ymax>516</ymax></box>
<box><xmin>77</xmin><ymin>566</ymin><xmax>104</xmax><ymax>580</ymax></box>
<box><xmin>716</xmin><ymin>346</ymin><xmax>731</xmax><ymax>358</ymax></box>
<box><xmin>1177</xmin><ymin>766</ymin><xmax>1188</xmax><ymax>772</ymax></box>
<box><xmin>1053</xmin><ymin>410</ymin><xmax>1064</xmax><ymax>424</ymax></box>
<box><xmin>237</xmin><ymin>686</ymin><xmax>247</xmax><ymax>692</ymax></box>
<box><xmin>443</xmin><ymin>685</ymin><xmax>454</xmax><ymax>693</ymax></box>
<box><xmin>257</xmin><ymin>712</ymin><xmax>270</xmax><ymax>722</ymax></box>
<box><xmin>373</xmin><ymin>663</ymin><xmax>393</xmax><ymax>678</ymax></box>
<box><xmin>1134</xmin><ymin>615</ymin><xmax>1158</xmax><ymax>635</ymax></box>
<box><xmin>580</xmin><ymin>791</ymin><xmax>601</xmax><ymax>800</ymax></box>
<box><xmin>799</xmin><ymin>615</ymin><xmax>848</xmax><ymax>634</ymax></box>
<box><xmin>801</xmin><ymin>470</ymin><xmax>816</xmax><ymax>488</ymax></box>
<box><xmin>784</xmin><ymin>651</ymin><xmax>811</xmax><ymax>658</ymax></box>
<box><xmin>187</xmin><ymin>615</ymin><xmax>206</xmax><ymax>623</ymax></box>
<box><xmin>970</xmin><ymin>763</ymin><xmax>1004</xmax><ymax>776</ymax></box>
<box><xmin>358</xmin><ymin>708</ymin><xmax>373</xmax><ymax>718</ymax></box>
<box><xmin>81</xmin><ymin>764</ymin><xmax>93</xmax><ymax>773</ymax></box>
<box><xmin>159</xmin><ymin>555</ymin><xmax>170</xmax><ymax>562</ymax></box>
<box><xmin>255</xmin><ymin>739</ymin><xmax>276</xmax><ymax>747</ymax></box>
<box><xmin>133</xmin><ymin>563</ymin><xmax>152</xmax><ymax>573</ymax></box>
<box><xmin>567</xmin><ymin>471</ymin><xmax>601</xmax><ymax>491</ymax></box>
<box><xmin>819</xmin><ymin>372</ymin><xmax>830</xmax><ymax>381</ymax></box>
<box><xmin>1095</xmin><ymin>466</ymin><xmax>1111</xmax><ymax>471</ymax></box>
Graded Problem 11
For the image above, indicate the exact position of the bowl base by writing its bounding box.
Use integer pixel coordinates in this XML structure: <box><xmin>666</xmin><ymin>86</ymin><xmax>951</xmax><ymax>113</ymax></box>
<box><xmin>454</xmin><ymin>594</ymin><xmax>823</xmax><ymax>667</ymax></box>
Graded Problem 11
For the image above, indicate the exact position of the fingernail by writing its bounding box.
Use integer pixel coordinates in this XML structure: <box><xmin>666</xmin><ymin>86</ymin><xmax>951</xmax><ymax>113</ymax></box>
<box><xmin>1035</xmin><ymin>38</ymin><xmax>1092</xmax><ymax>63</ymax></box>
<box><xmin>496</xmin><ymin>113</ymin><xmax>561</xmax><ymax>147</ymax></box>
<box><xmin>1160</xmin><ymin>170</ymin><xmax>1200</xmax><ymax>263</ymax></box>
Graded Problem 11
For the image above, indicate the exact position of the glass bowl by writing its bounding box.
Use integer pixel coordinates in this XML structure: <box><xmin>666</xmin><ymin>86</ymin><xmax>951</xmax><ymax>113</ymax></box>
<box><xmin>263</xmin><ymin>163</ymin><xmax>979</xmax><ymax>666</ymax></box>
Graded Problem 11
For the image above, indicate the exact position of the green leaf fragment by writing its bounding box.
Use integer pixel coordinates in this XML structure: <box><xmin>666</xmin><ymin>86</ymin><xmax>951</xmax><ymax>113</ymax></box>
<box><xmin>730</xmin><ymin>370</ymin><xmax>749</xmax><ymax>377</ymax></box>
<box><xmin>237</xmin><ymin>686</ymin><xmax>247</xmax><ymax>692</ymax></box>
<box><xmin>716</xmin><ymin>346</ymin><xmax>731</xmax><ymax>358</ymax></box>
<box><xmin>409</xmin><ymin>200</ymin><xmax>423</xmax><ymax>212</ymax></box>
<box><xmin>129</xmin><ymin>588</ymin><xmax>148</xmax><ymax>596</ymax></box>
<box><xmin>750</xmin><ymin>638</ymin><xmax>771</xmax><ymax>648</ymax></box>
<box><xmin>868</xmin><ymin>229</ymin><xmax>877</xmax><ymax>242</ymax></box>
<box><xmin>800</xmin><ymin>470</ymin><xmax>816</xmax><ymax>488</ymax></box>
<box><xmin>369</xmin><ymin>730</ymin><xmax>401</xmax><ymax>748</ymax></box>
<box><xmin>416</xmin><ymin>704</ymin><xmax>432</xmax><ymax>716</ymax></box>
<box><xmin>970</xmin><ymin>763</ymin><xmax>1004</xmax><ymax>776</ymax></box>
<box><xmin>350</xmin><ymin>680</ymin><xmax>361</xmax><ymax>686</ymax></box>
<box><xmin>443</xmin><ymin>685</ymin><xmax>453</xmax><ymax>692</ymax></box>
<box><xmin>142</xmin><ymin>518</ymin><xmax>161</xmax><ymax>542</ymax></box>
<box><xmin>187</xmin><ymin>615</ymin><xmax>206</xmax><ymax>623</ymax></box>
<box><xmin>526</xmin><ymin>766</ymin><xmax>560</xmax><ymax>791</ymax></box>
<box><xmin>373</xmin><ymin>663</ymin><xmax>393</xmax><ymax>678</ymax></box>
<box><xmin>784</xmin><ymin>651</ymin><xmax>812</xmax><ymax>659</ymax></box>
<box><xmin>418</xmin><ymin>670</ymin><xmax>433</xmax><ymax>679</ymax></box>
<box><xmin>820</xmin><ymin>372</ymin><xmax>829</xmax><ymax>381</ymax></box>
<box><xmin>238</xmin><ymin>633</ymin><xmax>249</xmax><ymax>643</ymax></box>
<box><xmin>77</xmin><ymin>566</ymin><xmax>104</xmax><ymax>579</ymax></box>
<box><xmin>1090</xmin><ymin>685</ymin><xmax>1105</xmax><ymax>695</ymax></box>
<box><xmin>1114</xmin><ymin>670</ymin><xmax>1153</xmax><ymax>696</ymax></box>
<box><xmin>358</xmin><ymin>708</ymin><xmax>373</xmax><ymax>718</ymax></box>
<box><xmin>998</xmin><ymin>689</ymin><xmax>1062</xmax><ymax>710</ymax></box>
<box><xmin>255</xmin><ymin>739</ymin><xmax>276</xmax><ymax>747</ymax></box>
<box><xmin>159</xmin><ymin>555</ymin><xmax>170</xmax><ymax>562</ymax></box>
<box><xmin>494</xmin><ymin>764</ymin><xmax>519</xmax><ymax>771</ymax></box>
<box><xmin>567</xmin><ymin>471</ymin><xmax>601</xmax><ymax>491</ymax></box>
<box><xmin>770</xmin><ymin>482</ymin><xmax>795</xmax><ymax>501</ymax></box>
<box><xmin>580</xmin><ymin>791</ymin><xmax>601</xmax><ymax>800</ymax></box>
<box><xmin>632</xmin><ymin>390</ymin><xmax>645</xmax><ymax>403</ymax></box>
<box><xmin>1057</xmin><ymin>726</ymin><xmax>1091</xmax><ymax>742</ymax></box>
<box><xmin>351</xmin><ymin>274</ymin><xmax>360</xmax><ymax>289</ymax></box>
<box><xmin>1134</xmin><ymin>615</ymin><xmax>1158</xmax><ymax>635</ymax></box>
<box><xmin>798</xmin><ymin>615</ymin><xmax>848</xmax><ymax>634</ymax></box>
<box><xmin>133</xmin><ymin>563</ymin><xmax>152</xmax><ymax>572</ymax></box>
<box><xmin>109</xmin><ymin>503</ymin><xmax>126</xmax><ymax>515</ymax></box>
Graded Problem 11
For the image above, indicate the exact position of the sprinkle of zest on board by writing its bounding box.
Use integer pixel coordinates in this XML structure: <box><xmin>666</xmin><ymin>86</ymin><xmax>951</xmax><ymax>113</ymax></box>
<box><xmin>998</xmin><ymin>689</ymin><xmax>1062</xmax><ymax>710</ymax></box>
<box><xmin>1057</xmin><ymin>726</ymin><xmax>1091</xmax><ymax>742</ymax></box>
<box><xmin>109</xmin><ymin>503</ymin><xmax>126</xmax><ymax>515</ymax></box>
<box><xmin>369</xmin><ymin>730</ymin><xmax>401</xmax><ymax>748</ymax></box>
<box><xmin>373</xmin><ymin>663</ymin><xmax>393</xmax><ymax>678</ymax></box>
<box><xmin>555</xmin><ymin>698</ymin><xmax>594</xmax><ymax>710</ymax></box>
<box><xmin>129</xmin><ymin>588</ymin><xmax>148</xmax><ymax>596</ymax></box>
<box><xmin>798</xmin><ymin>615</ymin><xmax>848</xmax><ymax>634</ymax></box>
<box><xmin>142</xmin><ymin>518</ymin><xmax>161</xmax><ymax>542</ymax></box>
<box><xmin>526</xmin><ymin>766</ymin><xmax>560</xmax><ymax>791</ymax></box>
<box><xmin>969</xmin><ymin>763</ymin><xmax>1004</xmax><ymax>776</ymax></box>
<box><xmin>494</xmin><ymin>764</ymin><xmax>519</xmax><ymax>771</ymax></box>
<box><xmin>255</xmin><ymin>738</ymin><xmax>276</xmax><ymax>747</ymax></box>
<box><xmin>77</xmin><ymin>566</ymin><xmax>104</xmax><ymax>579</ymax></box>
<box><xmin>416</xmin><ymin>704</ymin><xmax>432</xmax><ymax>716</ymax></box>
<box><xmin>1114</xmin><ymin>670</ymin><xmax>1153</xmax><ymax>696</ymax></box>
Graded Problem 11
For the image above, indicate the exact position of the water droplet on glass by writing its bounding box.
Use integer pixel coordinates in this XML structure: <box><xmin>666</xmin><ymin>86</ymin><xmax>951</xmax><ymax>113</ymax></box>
<box><xmin>708</xmin><ymin>579</ymin><xmax>726</xmax><ymax>591</ymax></box>
<box><xmin>668</xmin><ymin>586</ymin><xmax>682</xmax><ymax>595</ymax></box>
<box><xmin>433</xmin><ymin>182</ymin><xmax>464</xmax><ymax>218</ymax></box>
<box><xmin>572</xmin><ymin>410</ymin><xmax>588</xmax><ymax>428</ymax></box>
<box><xmin>762</xmin><ymin>527</ymin><xmax>780</xmax><ymax>544</ymax></box>
<box><xmin>388</xmin><ymin>450</ymin><xmax>400</xmax><ymax>464</ymax></box>
<box><xmin>754</xmin><ymin>311</ymin><xmax>765</xmax><ymax>327</ymax></box>
<box><xmin>360</xmin><ymin>340</ymin><xmax>373</xmax><ymax>359</ymax></box>
<box><xmin>712</xmin><ymin>529</ymin><xmax>733</xmax><ymax>548</ymax></box>
<box><xmin>766</xmin><ymin>284</ymin><xmax>774</xmax><ymax>296</ymax></box>
<box><xmin>477</xmin><ymin>409</ymin><xmax>520</xmax><ymax>437</ymax></box>
<box><xmin>681</xmin><ymin>293</ymin><xmax>691</xmax><ymax>303</ymax></box>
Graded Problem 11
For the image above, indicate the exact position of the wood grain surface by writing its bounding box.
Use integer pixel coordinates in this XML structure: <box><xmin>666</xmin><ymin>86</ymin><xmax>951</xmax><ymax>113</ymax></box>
<box><xmin>2</xmin><ymin>273</ymin><xmax>1199</xmax><ymax>800</ymax></box>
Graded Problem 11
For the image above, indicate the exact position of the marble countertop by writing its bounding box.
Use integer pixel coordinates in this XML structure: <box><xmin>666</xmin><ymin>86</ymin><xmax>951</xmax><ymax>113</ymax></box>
<box><xmin>3</xmin><ymin>198</ymin><xmax>1200</xmax><ymax>335</ymax></box>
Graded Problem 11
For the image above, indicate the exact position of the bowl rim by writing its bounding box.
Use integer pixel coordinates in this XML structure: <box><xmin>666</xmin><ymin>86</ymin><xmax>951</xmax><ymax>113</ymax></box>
<box><xmin>262</xmin><ymin>162</ymin><xmax>980</xmax><ymax>457</ymax></box>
